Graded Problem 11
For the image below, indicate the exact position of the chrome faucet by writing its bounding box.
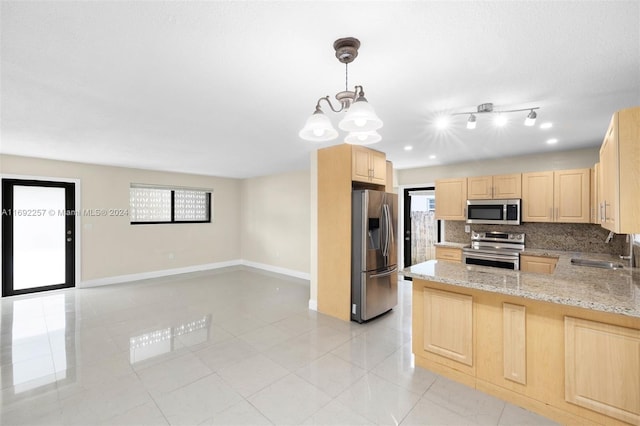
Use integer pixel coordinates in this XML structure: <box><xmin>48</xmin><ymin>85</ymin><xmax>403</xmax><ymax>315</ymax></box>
<box><xmin>605</xmin><ymin>231</ymin><xmax>615</xmax><ymax>243</ymax></box>
<box><xmin>620</xmin><ymin>235</ymin><xmax>634</xmax><ymax>267</ymax></box>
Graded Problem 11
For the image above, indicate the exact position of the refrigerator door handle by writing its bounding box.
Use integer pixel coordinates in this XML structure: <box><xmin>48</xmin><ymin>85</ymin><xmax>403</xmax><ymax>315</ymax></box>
<box><xmin>370</xmin><ymin>266</ymin><xmax>398</xmax><ymax>279</ymax></box>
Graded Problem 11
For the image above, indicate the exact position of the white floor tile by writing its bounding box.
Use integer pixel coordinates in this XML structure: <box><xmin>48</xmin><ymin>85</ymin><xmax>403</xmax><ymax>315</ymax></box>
<box><xmin>295</xmin><ymin>353</ymin><xmax>366</xmax><ymax>397</ymax></box>
<box><xmin>136</xmin><ymin>351</ymin><xmax>213</xmax><ymax>396</ymax></box>
<box><xmin>301</xmin><ymin>399</ymin><xmax>374</xmax><ymax>425</ymax></box>
<box><xmin>248</xmin><ymin>374</ymin><xmax>332</xmax><ymax>425</ymax></box>
<box><xmin>202</xmin><ymin>400</ymin><xmax>273</xmax><ymax>425</ymax></box>
<box><xmin>217</xmin><ymin>353</ymin><xmax>290</xmax><ymax>397</ymax></box>
<box><xmin>422</xmin><ymin>376</ymin><xmax>506</xmax><ymax>425</ymax></box>
<box><xmin>336</xmin><ymin>372</ymin><xmax>421</xmax><ymax>425</ymax></box>
<box><xmin>153</xmin><ymin>373</ymin><xmax>243</xmax><ymax>425</ymax></box>
<box><xmin>498</xmin><ymin>403</ymin><xmax>561</xmax><ymax>425</ymax></box>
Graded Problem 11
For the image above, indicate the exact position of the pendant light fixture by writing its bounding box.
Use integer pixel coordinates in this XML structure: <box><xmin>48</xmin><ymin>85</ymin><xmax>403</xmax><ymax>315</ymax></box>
<box><xmin>446</xmin><ymin>103</ymin><xmax>540</xmax><ymax>129</ymax></box>
<box><xmin>299</xmin><ymin>37</ymin><xmax>383</xmax><ymax>144</ymax></box>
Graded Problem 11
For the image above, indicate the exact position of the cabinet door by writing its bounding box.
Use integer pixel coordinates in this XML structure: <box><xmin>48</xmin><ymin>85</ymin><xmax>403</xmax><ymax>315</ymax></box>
<box><xmin>352</xmin><ymin>146</ymin><xmax>372</xmax><ymax>183</ymax></box>
<box><xmin>423</xmin><ymin>288</ymin><xmax>473</xmax><ymax>366</ymax></box>
<box><xmin>435</xmin><ymin>246</ymin><xmax>462</xmax><ymax>263</ymax></box>
<box><xmin>522</xmin><ymin>171</ymin><xmax>554</xmax><ymax>222</ymax></box>
<box><xmin>370</xmin><ymin>150</ymin><xmax>387</xmax><ymax>185</ymax></box>
<box><xmin>554</xmin><ymin>168</ymin><xmax>590</xmax><ymax>223</ymax></box>
<box><xmin>493</xmin><ymin>173</ymin><xmax>522</xmax><ymax>199</ymax></box>
<box><xmin>435</xmin><ymin>178</ymin><xmax>467</xmax><ymax>220</ymax></box>
<box><xmin>599</xmin><ymin>116</ymin><xmax>618</xmax><ymax>231</ymax></box>
<box><xmin>590</xmin><ymin>166</ymin><xmax>598</xmax><ymax>224</ymax></box>
<box><xmin>503</xmin><ymin>303</ymin><xmax>526</xmax><ymax>385</ymax></box>
<box><xmin>520</xmin><ymin>255</ymin><xmax>557</xmax><ymax>274</ymax></box>
<box><xmin>565</xmin><ymin>317</ymin><xmax>640</xmax><ymax>425</ymax></box>
<box><xmin>467</xmin><ymin>176</ymin><xmax>493</xmax><ymax>200</ymax></box>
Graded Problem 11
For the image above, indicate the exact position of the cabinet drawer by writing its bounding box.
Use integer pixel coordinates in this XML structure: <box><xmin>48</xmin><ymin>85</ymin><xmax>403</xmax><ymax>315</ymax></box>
<box><xmin>520</xmin><ymin>255</ymin><xmax>558</xmax><ymax>274</ymax></box>
<box><xmin>435</xmin><ymin>246</ymin><xmax>462</xmax><ymax>263</ymax></box>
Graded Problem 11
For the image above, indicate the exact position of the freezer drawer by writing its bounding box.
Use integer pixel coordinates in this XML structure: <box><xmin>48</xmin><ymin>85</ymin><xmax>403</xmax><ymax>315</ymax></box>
<box><xmin>351</xmin><ymin>266</ymin><xmax>398</xmax><ymax>323</ymax></box>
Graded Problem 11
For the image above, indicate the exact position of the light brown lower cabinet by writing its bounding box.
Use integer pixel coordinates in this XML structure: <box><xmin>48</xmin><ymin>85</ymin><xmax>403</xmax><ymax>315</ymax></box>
<box><xmin>412</xmin><ymin>278</ymin><xmax>640</xmax><ymax>426</ymax></box>
<box><xmin>422</xmin><ymin>288</ymin><xmax>473</xmax><ymax>366</ymax></box>
<box><xmin>565</xmin><ymin>317</ymin><xmax>640</xmax><ymax>425</ymax></box>
<box><xmin>503</xmin><ymin>303</ymin><xmax>526</xmax><ymax>385</ymax></box>
<box><xmin>435</xmin><ymin>246</ymin><xmax>462</xmax><ymax>263</ymax></box>
<box><xmin>520</xmin><ymin>254</ymin><xmax>558</xmax><ymax>274</ymax></box>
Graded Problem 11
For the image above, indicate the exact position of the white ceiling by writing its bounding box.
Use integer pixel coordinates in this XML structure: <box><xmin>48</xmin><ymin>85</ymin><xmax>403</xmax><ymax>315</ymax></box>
<box><xmin>1</xmin><ymin>1</ymin><xmax>639</xmax><ymax>179</ymax></box>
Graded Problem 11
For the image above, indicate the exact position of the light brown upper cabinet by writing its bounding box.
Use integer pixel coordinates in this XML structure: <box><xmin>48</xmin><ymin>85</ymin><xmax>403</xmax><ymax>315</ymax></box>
<box><xmin>467</xmin><ymin>174</ymin><xmax>522</xmax><ymax>200</ymax></box>
<box><xmin>599</xmin><ymin>107</ymin><xmax>640</xmax><ymax>234</ymax></box>
<box><xmin>590</xmin><ymin>164</ymin><xmax>600</xmax><ymax>224</ymax></box>
<box><xmin>435</xmin><ymin>177</ymin><xmax>467</xmax><ymax>220</ymax></box>
<box><xmin>522</xmin><ymin>168</ymin><xmax>590</xmax><ymax>223</ymax></box>
<box><xmin>352</xmin><ymin>145</ymin><xmax>386</xmax><ymax>185</ymax></box>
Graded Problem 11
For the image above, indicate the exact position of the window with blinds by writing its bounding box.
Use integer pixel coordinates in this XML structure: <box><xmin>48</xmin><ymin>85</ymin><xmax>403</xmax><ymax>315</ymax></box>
<box><xmin>130</xmin><ymin>185</ymin><xmax>212</xmax><ymax>224</ymax></box>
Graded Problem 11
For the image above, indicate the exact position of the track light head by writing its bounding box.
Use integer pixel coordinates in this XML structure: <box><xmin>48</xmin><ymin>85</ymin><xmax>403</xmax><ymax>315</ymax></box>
<box><xmin>525</xmin><ymin>110</ymin><xmax>537</xmax><ymax>126</ymax></box>
<box><xmin>467</xmin><ymin>114</ymin><xmax>477</xmax><ymax>129</ymax></box>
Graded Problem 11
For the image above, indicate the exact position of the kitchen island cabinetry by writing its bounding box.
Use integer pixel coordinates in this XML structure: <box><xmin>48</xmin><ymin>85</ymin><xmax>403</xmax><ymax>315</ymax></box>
<box><xmin>407</xmin><ymin>259</ymin><xmax>640</xmax><ymax>426</ymax></box>
<box><xmin>522</xmin><ymin>168</ymin><xmax>590</xmax><ymax>223</ymax></box>
<box><xmin>467</xmin><ymin>173</ymin><xmax>522</xmax><ymax>200</ymax></box>
<box><xmin>599</xmin><ymin>107</ymin><xmax>640</xmax><ymax>233</ymax></box>
<box><xmin>413</xmin><ymin>278</ymin><xmax>639</xmax><ymax>426</ymax></box>
<box><xmin>434</xmin><ymin>177</ymin><xmax>467</xmax><ymax>220</ymax></box>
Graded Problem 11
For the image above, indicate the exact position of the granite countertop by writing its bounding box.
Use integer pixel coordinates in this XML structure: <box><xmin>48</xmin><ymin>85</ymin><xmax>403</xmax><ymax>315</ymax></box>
<box><xmin>404</xmin><ymin>251</ymin><xmax>640</xmax><ymax>318</ymax></box>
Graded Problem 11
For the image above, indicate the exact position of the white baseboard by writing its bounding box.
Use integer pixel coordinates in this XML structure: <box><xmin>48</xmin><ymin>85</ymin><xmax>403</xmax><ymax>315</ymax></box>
<box><xmin>240</xmin><ymin>260</ymin><xmax>310</xmax><ymax>281</ymax></box>
<box><xmin>308</xmin><ymin>299</ymin><xmax>318</xmax><ymax>311</ymax></box>
<box><xmin>79</xmin><ymin>259</ymin><xmax>310</xmax><ymax>288</ymax></box>
<box><xmin>80</xmin><ymin>260</ymin><xmax>242</xmax><ymax>288</ymax></box>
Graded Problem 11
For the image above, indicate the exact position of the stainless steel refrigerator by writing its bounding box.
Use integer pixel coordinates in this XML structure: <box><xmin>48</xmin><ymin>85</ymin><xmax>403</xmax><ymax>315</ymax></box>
<box><xmin>351</xmin><ymin>189</ymin><xmax>398</xmax><ymax>323</ymax></box>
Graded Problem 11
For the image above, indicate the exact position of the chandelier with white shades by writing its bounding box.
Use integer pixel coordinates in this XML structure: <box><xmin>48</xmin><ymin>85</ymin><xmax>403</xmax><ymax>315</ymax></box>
<box><xmin>299</xmin><ymin>37</ymin><xmax>383</xmax><ymax>145</ymax></box>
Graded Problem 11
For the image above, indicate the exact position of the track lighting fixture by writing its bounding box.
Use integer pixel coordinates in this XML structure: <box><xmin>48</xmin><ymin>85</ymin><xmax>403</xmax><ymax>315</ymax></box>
<box><xmin>446</xmin><ymin>103</ymin><xmax>540</xmax><ymax>130</ymax></box>
<box><xmin>299</xmin><ymin>37</ymin><xmax>383</xmax><ymax>144</ymax></box>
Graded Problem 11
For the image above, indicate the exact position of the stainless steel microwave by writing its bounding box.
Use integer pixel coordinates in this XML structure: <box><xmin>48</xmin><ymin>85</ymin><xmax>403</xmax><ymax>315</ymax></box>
<box><xmin>466</xmin><ymin>199</ymin><xmax>521</xmax><ymax>225</ymax></box>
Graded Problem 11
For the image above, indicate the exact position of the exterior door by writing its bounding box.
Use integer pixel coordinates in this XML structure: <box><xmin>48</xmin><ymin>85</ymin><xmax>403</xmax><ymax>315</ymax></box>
<box><xmin>403</xmin><ymin>187</ymin><xmax>439</xmax><ymax>269</ymax></box>
<box><xmin>2</xmin><ymin>179</ymin><xmax>76</xmax><ymax>296</ymax></box>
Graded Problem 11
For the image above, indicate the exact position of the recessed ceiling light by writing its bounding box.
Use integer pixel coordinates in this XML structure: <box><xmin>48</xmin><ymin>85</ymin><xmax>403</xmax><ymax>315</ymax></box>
<box><xmin>429</xmin><ymin>154</ymin><xmax>436</xmax><ymax>159</ymax></box>
<box><xmin>494</xmin><ymin>115</ymin><xmax>507</xmax><ymax>127</ymax></box>
<box><xmin>436</xmin><ymin>117</ymin><xmax>449</xmax><ymax>129</ymax></box>
<box><xmin>540</xmin><ymin>122</ymin><xmax>553</xmax><ymax>129</ymax></box>
<box><xmin>547</xmin><ymin>138</ymin><xmax>558</xmax><ymax>144</ymax></box>
<box><xmin>404</xmin><ymin>145</ymin><xmax>413</xmax><ymax>151</ymax></box>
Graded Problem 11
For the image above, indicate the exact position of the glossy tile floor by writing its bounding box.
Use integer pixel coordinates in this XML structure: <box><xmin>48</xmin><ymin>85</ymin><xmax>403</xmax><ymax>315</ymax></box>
<box><xmin>0</xmin><ymin>267</ymin><xmax>559</xmax><ymax>425</ymax></box>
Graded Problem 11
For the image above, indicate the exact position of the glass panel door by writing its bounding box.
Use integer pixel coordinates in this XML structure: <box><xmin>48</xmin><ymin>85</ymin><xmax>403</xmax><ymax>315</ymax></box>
<box><xmin>2</xmin><ymin>179</ymin><xmax>75</xmax><ymax>296</ymax></box>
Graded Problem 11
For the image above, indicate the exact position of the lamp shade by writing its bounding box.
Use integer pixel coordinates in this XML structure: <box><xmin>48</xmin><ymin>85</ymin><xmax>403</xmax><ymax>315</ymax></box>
<box><xmin>299</xmin><ymin>111</ymin><xmax>338</xmax><ymax>141</ymax></box>
<box><xmin>338</xmin><ymin>96</ymin><xmax>383</xmax><ymax>132</ymax></box>
<box><xmin>344</xmin><ymin>130</ymin><xmax>382</xmax><ymax>145</ymax></box>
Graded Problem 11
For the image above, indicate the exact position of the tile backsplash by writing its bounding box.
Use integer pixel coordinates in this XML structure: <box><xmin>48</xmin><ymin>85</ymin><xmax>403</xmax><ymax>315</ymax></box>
<box><xmin>444</xmin><ymin>221</ymin><xmax>627</xmax><ymax>256</ymax></box>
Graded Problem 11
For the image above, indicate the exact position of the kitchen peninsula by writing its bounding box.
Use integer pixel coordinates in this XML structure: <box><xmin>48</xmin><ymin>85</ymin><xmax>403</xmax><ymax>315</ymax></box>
<box><xmin>404</xmin><ymin>255</ymin><xmax>639</xmax><ymax>426</ymax></box>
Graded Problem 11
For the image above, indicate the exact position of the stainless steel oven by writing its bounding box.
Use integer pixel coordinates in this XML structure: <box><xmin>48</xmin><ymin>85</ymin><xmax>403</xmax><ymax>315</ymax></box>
<box><xmin>462</xmin><ymin>231</ymin><xmax>525</xmax><ymax>270</ymax></box>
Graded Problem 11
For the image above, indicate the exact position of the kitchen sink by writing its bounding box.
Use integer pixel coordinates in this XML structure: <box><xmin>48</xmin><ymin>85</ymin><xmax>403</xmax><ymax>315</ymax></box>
<box><xmin>570</xmin><ymin>258</ymin><xmax>625</xmax><ymax>270</ymax></box>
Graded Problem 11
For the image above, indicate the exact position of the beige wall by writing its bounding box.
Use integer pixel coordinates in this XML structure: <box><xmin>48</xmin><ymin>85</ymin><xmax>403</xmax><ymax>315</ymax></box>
<box><xmin>240</xmin><ymin>169</ymin><xmax>310</xmax><ymax>276</ymax></box>
<box><xmin>396</xmin><ymin>147</ymin><xmax>599</xmax><ymax>186</ymax></box>
<box><xmin>0</xmin><ymin>154</ymin><xmax>242</xmax><ymax>282</ymax></box>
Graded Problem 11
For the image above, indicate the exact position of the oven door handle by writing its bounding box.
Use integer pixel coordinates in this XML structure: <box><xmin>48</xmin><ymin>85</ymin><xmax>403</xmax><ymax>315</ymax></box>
<box><xmin>463</xmin><ymin>252</ymin><xmax>519</xmax><ymax>262</ymax></box>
